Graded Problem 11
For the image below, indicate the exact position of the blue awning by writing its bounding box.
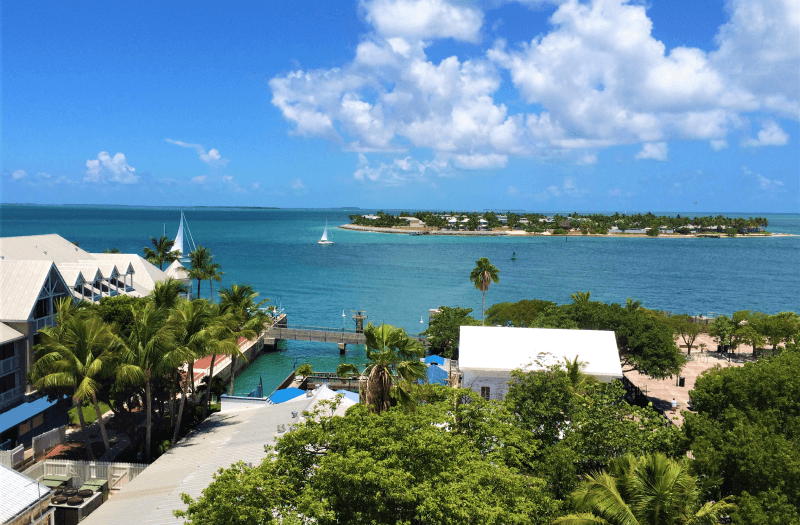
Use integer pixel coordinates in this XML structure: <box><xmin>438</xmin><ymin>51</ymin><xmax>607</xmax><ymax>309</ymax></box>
<box><xmin>269</xmin><ymin>387</ymin><xmax>305</xmax><ymax>404</ymax></box>
<box><xmin>0</xmin><ymin>397</ymin><xmax>59</xmax><ymax>434</ymax></box>
<box><xmin>425</xmin><ymin>364</ymin><xmax>449</xmax><ymax>385</ymax></box>
<box><xmin>425</xmin><ymin>355</ymin><xmax>445</xmax><ymax>366</ymax></box>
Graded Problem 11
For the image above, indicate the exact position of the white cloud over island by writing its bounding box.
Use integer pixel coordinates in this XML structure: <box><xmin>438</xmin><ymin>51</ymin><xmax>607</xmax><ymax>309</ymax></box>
<box><xmin>270</xmin><ymin>0</ymin><xmax>798</xmax><ymax>185</ymax></box>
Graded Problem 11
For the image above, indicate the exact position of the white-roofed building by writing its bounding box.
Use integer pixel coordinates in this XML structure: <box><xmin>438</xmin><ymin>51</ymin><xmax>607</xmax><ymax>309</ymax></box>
<box><xmin>457</xmin><ymin>326</ymin><xmax>624</xmax><ymax>401</ymax></box>
<box><xmin>0</xmin><ymin>234</ymin><xmax>189</xmax><ymax>446</ymax></box>
<box><xmin>0</xmin><ymin>463</ymin><xmax>54</xmax><ymax>525</ymax></box>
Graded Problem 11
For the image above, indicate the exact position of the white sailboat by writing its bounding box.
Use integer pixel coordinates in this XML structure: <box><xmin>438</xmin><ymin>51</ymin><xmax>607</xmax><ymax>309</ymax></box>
<box><xmin>318</xmin><ymin>220</ymin><xmax>334</xmax><ymax>245</ymax></box>
<box><xmin>174</xmin><ymin>210</ymin><xmax>197</xmax><ymax>260</ymax></box>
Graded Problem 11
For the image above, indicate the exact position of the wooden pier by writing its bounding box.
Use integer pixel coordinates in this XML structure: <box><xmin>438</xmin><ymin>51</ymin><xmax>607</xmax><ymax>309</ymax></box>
<box><xmin>264</xmin><ymin>324</ymin><xmax>426</xmax><ymax>353</ymax></box>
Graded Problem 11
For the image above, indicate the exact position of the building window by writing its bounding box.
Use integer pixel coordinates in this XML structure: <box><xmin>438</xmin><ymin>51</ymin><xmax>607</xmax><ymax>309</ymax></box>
<box><xmin>480</xmin><ymin>386</ymin><xmax>490</xmax><ymax>400</ymax></box>
<box><xmin>33</xmin><ymin>414</ymin><xmax>44</xmax><ymax>428</ymax></box>
<box><xmin>0</xmin><ymin>372</ymin><xmax>16</xmax><ymax>394</ymax></box>
<box><xmin>0</xmin><ymin>341</ymin><xmax>15</xmax><ymax>360</ymax></box>
<box><xmin>19</xmin><ymin>421</ymin><xmax>31</xmax><ymax>435</ymax></box>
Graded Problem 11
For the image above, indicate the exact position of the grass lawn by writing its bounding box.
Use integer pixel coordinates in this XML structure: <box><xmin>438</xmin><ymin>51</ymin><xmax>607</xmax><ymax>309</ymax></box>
<box><xmin>68</xmin><ymin>401</ymin><xmax>111</xmax><ymax>426</ymax></box>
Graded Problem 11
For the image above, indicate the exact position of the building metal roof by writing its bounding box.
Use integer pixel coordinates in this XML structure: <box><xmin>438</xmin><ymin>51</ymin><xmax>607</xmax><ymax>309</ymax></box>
<box><xmin>0</xmin><ymin>233</ymin><xmax>93</xmax><ymax>263</ymax></box>
<box><xmin>81</xmin><ymin>386</ymin><xmax>355</xmax><ymax>525</ymax></box>
<box><xmin>0</xmin><ymin>463</ymin><xmax>52</xmax><ymax>523</ymax></box>
<box><xmin>458</xmin><ymin>326</ymin><xmax>623</xmax><ymax>382</ymax></box>
<box><xmin>91</xmin><ymin>253</ymin><xmax>168</xmax><ymax>293</ymax></box>
<box><xmin>0</xmin><ymin>260</ymin><xmax>57</xmax><ymax>321</ymax></box>
<box><xmin>0</xmin><ymin>397</ymin><xmax>61</xmax><ymax>434</ymax></box>
<box><xmin>0</xmin><ymin>322</ymin><xmax>25</xmax><ymax>345</ymax></box>
<box><xmin>163</xmin><ymin>260</ymin><xmax>189</xmax><ymax>280</ymax></box>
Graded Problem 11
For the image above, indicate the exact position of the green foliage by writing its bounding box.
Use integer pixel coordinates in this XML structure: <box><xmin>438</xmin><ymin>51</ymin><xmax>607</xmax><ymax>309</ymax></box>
<box><xmin>421</xmin><ymin>306</ymin><xmax>479</xmax><ymax>358</ymax></box>
<box><xmin>68</xmin><ymin>401</ymin><xmax>111</xmax><ymax>425</ymax></box>
<box><xmin>143</xmin><ymin>235</ymin><xmax>180</xmax><ymax>270</ymax></box>
<box><xmin>646</xmin><ymin>227</ymin><xmax>659</xmax><ymax>236</ymax></box>
<box><xmin>295</xmin><ymin>363</ymin><xmax>313</xmax><ymax>376</ymax></box>
<box><xmin>669</xmin><ymin>314</ymin><xmax>703</xmax><ymax>354</ymax></box>
<box><xmin>554</xmin><ymin>453</ymin><xmax>736</xmax><ymax>525</ymax></box>
<box><xmin>485</xmin><ymin>299</ymin><xmax>559</xmax><ymax>327</ymax></box>
<box><xmin>177</xmin><ymin>390</ymin><xmax>561</xmax><ymax>525</ymax></box>
<box><xmin>683</xmin><ymin>349</ymin><xmax>800</xmax><ymax>524</ymax></box>
<box><xmin>363</xmin><ymin>323</ymin><xmax>426</xmax><ymax>413</ymax></box>
<box><xmin>94</xmin><ymin>294</ymin><xmax>148</xmax><ymax>337</ymax></box>
<box><xmin>506</xmin><ymin>367</ymin><xmax>685</xmax><ymax>474</ymax></box>
<box><xmin>470</xmin><ymin>257</ymin><xmax>499</xmax><ymax>325</ymax></box>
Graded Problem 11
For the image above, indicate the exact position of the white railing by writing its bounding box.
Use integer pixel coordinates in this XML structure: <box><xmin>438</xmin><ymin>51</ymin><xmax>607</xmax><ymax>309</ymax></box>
<box><xmin>32</xmin><ymin>425</ymin><xmax>66</xmax><ymax>459</ymax></box>
<box><xmin>194</xmin><ymin>355</ymin><xmax>232</xmax><ymax>382</ymax></box>
<box><xmin>1</xmin><ymin>355</ymin><xmax>20</xmax><ymax>375</ymax></box>
<box><xmin>0</xmin><ymin>444</ymin><xmax>24</xmax><ymax>469</ymax></box>
<box><xmin>23</xmin><ymin>459</ymin><xmax>149</xmax><ymax>491</ymax></box>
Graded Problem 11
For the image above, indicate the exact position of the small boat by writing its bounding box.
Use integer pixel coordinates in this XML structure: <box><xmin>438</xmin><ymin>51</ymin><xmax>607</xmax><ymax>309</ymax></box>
<box><xmin>319</xmin><ymin>221</ymin><xmax>334</xmax><ymax>245</ymax></box>
<box><xmin>511</xmin><ymin>252</ymin><xmax>516</xmax><ymax>261</ymax></box>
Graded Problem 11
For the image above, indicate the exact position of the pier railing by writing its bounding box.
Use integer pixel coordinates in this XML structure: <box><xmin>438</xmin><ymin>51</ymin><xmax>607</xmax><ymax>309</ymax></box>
<box><xmin>266</xmin><ymin>325</ymin><xmax>426</xmax><ymax>344</ymax></box>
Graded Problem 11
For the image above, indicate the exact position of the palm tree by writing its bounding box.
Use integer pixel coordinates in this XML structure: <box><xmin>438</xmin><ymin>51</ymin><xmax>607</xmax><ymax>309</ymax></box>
<box><xmin>218</xmin><ymin>284</ymin><xmax>269</xmax><ymax>396</ymax></box>
<box><xmin>362</xmin><ymin>323</ymin><xmax>426</xmax><ymax>414</ymax></box>
<box><xmin>571</xmin><ymin>290</ymin><xmax>592</xmax><ymax>304</ymax></box>
<box><xmin>625</xmin><ymin>298</ymin><xmax>642</xmax><ymax>311</ymax></box>
<box><xmin>115</xmin><ymin>304</ymin><xmax>183</xmax><ymax>462</ymax></box>
<box><xmin>188</xmin><ymin>246</ymin><xmax>212</xmax><ymax>299</ymax></box>
<box><xmin>563</xmin><ymin>355</ymin><xmax>595</xmax><ymax>395</ymax></box>
<box><xmin>150</xmin><ymin>278</ymin><xmax>188</xmax><ymax>310</ymax></box>
<box><xmin>165</xmin><ymin>299</ymin><xmax>214</xmax><ymax>445</ymax></box>
<box><xmin>553</xmin><ymin>453</ymin><xmax>735</xmax><ymax>525</ymax></box>
<box><xmin>336</xmin><ymin>363</ymin><xmax>360</xmax><ymax>378</ymax></box>
<box><xmin>206</xmin><ymin>262</ymin><xmax>224</xmax><ymax>301</ymax></box>
<box><xmin>30</xmin><ymin>306</ymin><xmax>115</xmax><ymax>460</ymax></box>
<box><xmin>198</xmin><ymin>304</ymin><xmax>241</xmax><ymax>420</ymax></box>
<box><xmin>469</xmin><ymin>257</ymin><xmax>499</xmax><ymax>325</ymax></box>
<box><xmin>143</xmin><ymin>236</ymin><xmax>180</xmax><ymax>270</ymax></box>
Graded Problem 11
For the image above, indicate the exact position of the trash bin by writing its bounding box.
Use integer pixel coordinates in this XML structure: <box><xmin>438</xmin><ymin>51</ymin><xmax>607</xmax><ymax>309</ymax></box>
<box><xmin>678</xmin><ymin>377</ymin><xmax>686</xmax><ymax>387</ymax></box>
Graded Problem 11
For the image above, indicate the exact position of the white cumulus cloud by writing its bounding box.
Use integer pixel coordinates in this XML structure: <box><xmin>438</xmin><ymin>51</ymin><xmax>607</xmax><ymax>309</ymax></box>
<box><xmin>191</xmin><ymin>175</ymin><xmax>207</xmax><ymax>184</ymax></box>
<box><xmin>85</xmin><ymin>152</ymin><xmax>138</xmax><ymax>184</ymax></box>
<box><xmin>11</xmin><ymin>170</ymin><xmax>27</xmax><ymax>180</ymax></box>
<box><xmin>268</xmin><ymin>0</ymin><xmax>797</xmax><ymax>184</ymax></box>
<box><xmin>635</xmin><ymin>142</ymin><xmax>668</xmax><ymax>161</ymax></box>
<box><xmin>742</xmin><ymin>120</ymin><xmax>790</xmax><ymax>147</ymax></box>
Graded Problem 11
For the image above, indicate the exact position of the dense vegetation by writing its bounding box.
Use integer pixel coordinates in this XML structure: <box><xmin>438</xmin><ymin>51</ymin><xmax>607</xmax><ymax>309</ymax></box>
<box><xmin>349</xmin><ymin>210</ymin><xmax>770</xmax><ymax>234</ymax></box>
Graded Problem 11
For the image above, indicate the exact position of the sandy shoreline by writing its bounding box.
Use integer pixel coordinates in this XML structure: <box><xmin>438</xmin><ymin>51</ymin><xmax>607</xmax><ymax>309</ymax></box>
<box><xmin>339</xmin><ymin>224</ymin><xmax>794</xmax><ymax>238</ymax></box>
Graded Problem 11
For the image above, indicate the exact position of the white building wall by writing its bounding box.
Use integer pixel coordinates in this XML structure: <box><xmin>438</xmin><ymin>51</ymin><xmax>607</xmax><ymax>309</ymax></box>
<box><xmin>462</xmin><ymin>369</ymin><xmax>512</xmax><ymax>401</ymax></box>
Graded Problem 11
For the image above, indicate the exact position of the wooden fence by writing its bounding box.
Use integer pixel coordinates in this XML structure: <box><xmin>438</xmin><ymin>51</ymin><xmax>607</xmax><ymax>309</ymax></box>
<box><xmin>23</xmin><ymin>459</ymin><xmax>148</xmax><ymax>491</ymax></box>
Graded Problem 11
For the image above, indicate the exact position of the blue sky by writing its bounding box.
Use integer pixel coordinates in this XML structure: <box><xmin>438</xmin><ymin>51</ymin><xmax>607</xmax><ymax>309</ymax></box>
<box><xmin>2</xmin><ymin>0</ymin><xmax>798</xmax><ymax>212</ymax></box>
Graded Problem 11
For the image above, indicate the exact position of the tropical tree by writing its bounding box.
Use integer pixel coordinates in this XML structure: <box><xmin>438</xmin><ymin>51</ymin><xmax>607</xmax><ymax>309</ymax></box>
<box><xmin>143</xmin><ymin>235</ymin><xmax>180</xmax><ymax>270</ymax></box>
<box><xmin>422</xmin><ymin>306</ymin><xmax>480</xmax><ymax>359</ymax></box>
<box><xmin>198</xmin><ymin>304</ymin><xmax>241</xmax><ymax>420</ymax></box>
<box><xmin>669</xmin><ymin>314</ymin><xmax>703</xmax><ymax>354</ymax></box>
<box><xmin>469</xmin><ymin>257</ymin><xmax>499</xmax><ymax>325</ymax></box>
<box><xmin>295</xmin><ymin>363</ymin><xmax>313</xmax><ymax>377</ymax></box>
<box><xmin>554</xmin><ymin>453</ymin><xmax>736</xmax><ymax>525</ymax></box>
<box><xmin>571</xmin><ymin>290</ymin><xmax>592</xmax><ymax>304</ymax></box>
<box><xmin>166</xmin><ymin>299</ymin><xmax>215</xmax><ymax>445</ymax></box>
<box><xmin>217</xmin><ymin>284</ymin><xmax>269</xmax><ymax>396</ymax></box>
<box><xmin>362</xmin><ymin>323</ymin><xmax>426</xmax><ymax>414</ymax></box>
<box><xmin>30</xmin><ymin>306</ymin><xmax>115</xmax><ymax>460</ymax></box>
<box><xmin>336</xmin><ymin>362</ymin><xmax>360</xmax><ymax>378</ymax></box>
<box><xmin>188</xmin><ymin>245</ymin><xmax>212</xmax><ymax>299</ymax></box>
<box><xmin>150</xmin><ymin>278</ymin><xmax>188</xmax><ymax>310</ymax></box>
<box><xmin>115</xmin><ymin>304</ymin><xmax>188</xmax><ymax>462</ymax></box>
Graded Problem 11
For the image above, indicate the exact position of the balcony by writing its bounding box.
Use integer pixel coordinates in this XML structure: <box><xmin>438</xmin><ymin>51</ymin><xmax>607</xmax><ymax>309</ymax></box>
<box><xmin>0</xmin><ymin>356</ymin><xmax>20</xmax><ymax>375</ymax></box>
<box><xmin>34</xmin><ymin>316</ymin><xmax>55</xmax><ymax>331</ymax></box>
<box><xmin>0</xmin><ymin>387</ymin><xmax>22</xmax><ymax>406</ymax></box>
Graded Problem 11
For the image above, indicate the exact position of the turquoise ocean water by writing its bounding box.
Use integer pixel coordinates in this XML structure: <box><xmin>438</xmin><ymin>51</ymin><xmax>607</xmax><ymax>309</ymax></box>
<box><xmin>2</xmin><ymin>205</ymin><xmax>798</xmax><ymax>395</ymax></box>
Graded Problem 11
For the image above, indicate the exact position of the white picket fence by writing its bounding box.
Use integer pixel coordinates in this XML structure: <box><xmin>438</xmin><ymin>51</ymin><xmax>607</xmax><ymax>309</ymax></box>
<box><xmin>23</xmin><ymin>459</ymin><xmax>148</xmax><ymax>491</ymax></box>
<box><xmin>32</xmin><ymin>425</ymin><xmax>66</xmax><ymax>458</ymax></box>
<box><xmin>0</xmin><ymin>444</ymin><xmax>24</xmax><ymax>469</ymax></box>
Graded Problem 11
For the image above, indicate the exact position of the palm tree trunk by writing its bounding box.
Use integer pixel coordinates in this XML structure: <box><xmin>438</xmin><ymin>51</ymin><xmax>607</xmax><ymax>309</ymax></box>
<box><xmin>172</xmin><ymin>369</ymin><xmax>190</xmax><ymax>446</ymax></box>
<box><xmin>197</xmin><ymin>279</ymin><xmax>201</xmax><ymax>299</ymax></box>
<box><xmin>202</xmin><ymin>354</ymin><xmax>217</xmax><ymax>420</ymax></box>
<box><xmin>145</xmin><ymin>379</ymin><xmax>152</xmax><ymax>462</ymax></box>
<box><xmin>169</xmin><ymin>370</ymin><xmax>177</xmax><ymax>429</ymax></box>
<box><xmin>189</xmin><ymin>362</ymin><xmax>196</xmax><ymax>402</ymax></box>
<box><xmin>482</xmin><ymin>289</ymin><xmax>486</xmax><ymax>326</ymax></box>
<box><xmin>75</xmin><ymin>398</ymin><xmax>95</xmax><ymax>461</ymax></box>
<box><xmin>228</xmin><ymin>355</ymin><xmax>237</xmax><ymax>396</ymax></box>
<box><xmin>91</xmin><ymin>393</ymin><xmax>112</xmax><ymax>459</ymax></box>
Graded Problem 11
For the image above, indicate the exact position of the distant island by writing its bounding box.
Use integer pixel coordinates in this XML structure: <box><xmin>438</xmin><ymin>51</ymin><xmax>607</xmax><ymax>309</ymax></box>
<box><xmin>343</xmin><ymin>211</ymin><xmax>782</xmax><ymax>237</ymax></box>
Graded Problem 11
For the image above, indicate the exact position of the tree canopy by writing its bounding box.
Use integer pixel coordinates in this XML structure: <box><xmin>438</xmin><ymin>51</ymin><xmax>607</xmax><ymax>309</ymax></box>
<box><xmin>422</xmin><ymin>306</ymin><xmax>479</xmax><ymax>359</ymax></box>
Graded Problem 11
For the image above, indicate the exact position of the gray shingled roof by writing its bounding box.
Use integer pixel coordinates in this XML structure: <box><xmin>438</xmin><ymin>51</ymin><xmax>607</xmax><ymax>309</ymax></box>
<box><xmin>81</xmin><ymin>387</ymin><xmax>354</xmax><ymax>525</ymax></box>
<box><xmin>0</xmin><ymin>322</ymin><xmax>25</xmax><ymax>344</ymax></box>
<box><xmin>0</xmin><ymin>463</ymin><xmax>51</xmax><ymax>523</ymax></box>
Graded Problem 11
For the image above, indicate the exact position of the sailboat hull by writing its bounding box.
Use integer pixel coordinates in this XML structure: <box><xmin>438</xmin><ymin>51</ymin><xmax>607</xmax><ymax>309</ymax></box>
<box><xmin>318</xmin><ymin>240</ymin><xmax>334</xmax><ymax>245</ymax></box>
